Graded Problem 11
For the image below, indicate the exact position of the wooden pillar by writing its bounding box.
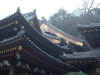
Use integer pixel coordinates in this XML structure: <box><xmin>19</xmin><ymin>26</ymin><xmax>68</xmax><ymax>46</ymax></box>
<box><xmin>87</xmin><ymin>72</ymin><xmax>96</xmax><ymax>75</ymax></box>
<box><xmin>86</xmin><ymin>69</ymin><xmax>97</xmax><ymax>75</ymax></box>
<box><xmin>9</xmin><ymin>67</ymin><xmax>15</xmax><ymax>75</ymax></box>
<box><xmin>87</xmin><ymin>72</ymin><xmax>100</xmax><ymax>75</ymax></box>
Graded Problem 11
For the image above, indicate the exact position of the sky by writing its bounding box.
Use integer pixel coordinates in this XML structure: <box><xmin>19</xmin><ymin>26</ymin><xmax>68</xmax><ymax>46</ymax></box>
<box><xmin>0</xmin><ymin>0</ymin><xmax>100</xmax><ymax>20</ymax></box>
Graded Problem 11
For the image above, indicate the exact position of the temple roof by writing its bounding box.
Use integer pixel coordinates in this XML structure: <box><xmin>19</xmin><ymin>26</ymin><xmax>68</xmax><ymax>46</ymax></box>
<box><xmin>78</xmin><ymin>24</ymin><xmax>100</xmax><ymax>49</ymax></box>
<box><xmin>41</xmin><ymin>22</ymin><xmax>84</xmax><ymax>46</ymax></box>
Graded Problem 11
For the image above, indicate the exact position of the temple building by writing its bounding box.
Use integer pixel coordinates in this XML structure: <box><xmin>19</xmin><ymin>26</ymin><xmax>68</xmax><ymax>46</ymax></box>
<box><xmin>40</xmin><ymin>22</ymin><xmax>84</xmax><ymax>47</ymax></box>
<box><xmin>0</xmin><ymin>9</ymin><xmax>99</xmax><ymax>75</ymax></box>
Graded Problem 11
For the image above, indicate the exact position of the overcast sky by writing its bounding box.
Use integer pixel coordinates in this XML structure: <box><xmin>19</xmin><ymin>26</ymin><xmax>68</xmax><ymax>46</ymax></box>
<box><xmin>0</xmin><ymin>0</ymin><xmax>100</xmax><ymax>20</ymax></box>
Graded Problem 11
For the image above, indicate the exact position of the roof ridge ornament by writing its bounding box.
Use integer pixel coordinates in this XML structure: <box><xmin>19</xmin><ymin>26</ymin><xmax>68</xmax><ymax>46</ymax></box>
<box><xmin>17</xmin><ymin>7</ymin><xmax>21</xmax><ymax>13</ymax></box>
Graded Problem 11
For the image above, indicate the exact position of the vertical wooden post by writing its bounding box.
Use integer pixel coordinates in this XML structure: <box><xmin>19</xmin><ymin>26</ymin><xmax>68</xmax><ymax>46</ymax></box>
<box><xmin>9</xmin><ymin>66</ymin><xmax>15</xmax><ymax>75</ymax></box>
<box><xmin>87</xmin><ymin>72</ymin><xmax>96</xmax><ymax>75</ymax></box>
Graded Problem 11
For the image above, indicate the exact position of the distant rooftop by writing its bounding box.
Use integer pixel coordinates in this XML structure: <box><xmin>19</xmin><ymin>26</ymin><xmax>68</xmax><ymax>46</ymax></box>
<box><xmin>78</xmin><ymin>23</ymin><xmax>100</xmax><ymax>28</ymax></box>
<box><xmin>23</xmin><ymin>10</ymin><xmax>36</xmax><ymax>21</ymax></box>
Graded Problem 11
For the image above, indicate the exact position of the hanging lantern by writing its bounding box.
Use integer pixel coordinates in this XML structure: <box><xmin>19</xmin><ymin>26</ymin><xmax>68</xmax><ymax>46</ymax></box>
<box><xmin>18</xmin><ymin>45</ymin><xmax>23</xmax><ymax>51</ymax></box>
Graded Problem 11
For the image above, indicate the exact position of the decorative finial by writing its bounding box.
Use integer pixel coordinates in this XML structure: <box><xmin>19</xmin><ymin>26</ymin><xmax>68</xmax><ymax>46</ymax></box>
<box><xmin>17</xmin><ymin>7</ymin><xmax>21</xmax><ymax>13</ymax></box>
<box><xmin>33</xmin><ymin>9</ymin><xmax>36</xmax><ymax>15</ymax></box>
